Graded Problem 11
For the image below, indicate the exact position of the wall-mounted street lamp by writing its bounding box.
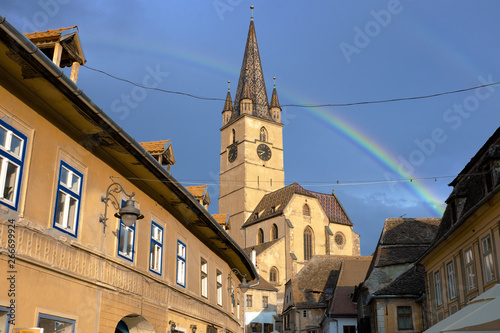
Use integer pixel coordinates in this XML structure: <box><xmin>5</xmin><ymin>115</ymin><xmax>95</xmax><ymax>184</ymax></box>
<box><xmin>99</xmin><ymin>182</ymin><xmax>144</xmax><ymax>232</ymax></box>
<box><xmin>229</xmin><ymin>268</ymin><xmax>251</xmax><ymax>333</ymax></box>
<box><xmin>230</xmin><ymin>268</ymin><xmax>250</xmax><ymax>293</ymax></box>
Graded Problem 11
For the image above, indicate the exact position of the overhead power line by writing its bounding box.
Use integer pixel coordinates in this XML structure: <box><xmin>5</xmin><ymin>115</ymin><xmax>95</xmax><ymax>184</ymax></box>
<box><xmin>83</xmin><ymin>65</ymin><xmax>500</xmax><ymax>108</ymax></box>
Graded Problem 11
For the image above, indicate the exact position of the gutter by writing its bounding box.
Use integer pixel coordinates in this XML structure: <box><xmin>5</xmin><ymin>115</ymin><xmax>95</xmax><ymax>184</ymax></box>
<box><xmin>366</xmin><ymin>294</ymin><xmax>421</xmax><ymax>305</ymax></box>
<box><xmin>0</xmin><ymin>16</ymin><xmax>257</xmax><ymax>280</ymax></box>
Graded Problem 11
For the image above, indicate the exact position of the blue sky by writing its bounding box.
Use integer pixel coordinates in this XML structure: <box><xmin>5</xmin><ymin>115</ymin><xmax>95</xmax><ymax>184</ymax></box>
<box><xmin>3</xmin><ymin>1</ymin><xmax>499</xmax><ymax>255</ymax></box>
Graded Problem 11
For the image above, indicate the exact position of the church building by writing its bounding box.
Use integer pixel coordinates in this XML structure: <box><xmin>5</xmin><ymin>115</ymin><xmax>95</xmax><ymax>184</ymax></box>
<box><xmin>218</xmin><ymin>7</ymin><xmax>361</xmax><ymax>320</ymax></box>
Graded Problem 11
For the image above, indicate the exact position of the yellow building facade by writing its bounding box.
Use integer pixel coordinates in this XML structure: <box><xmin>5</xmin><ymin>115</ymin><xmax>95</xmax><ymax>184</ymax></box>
<box><xmin>0</xmin><ymin>19</ymin><xmax>256</xmax><ymax>332</ymax></box>
<box><xmin>420</xmin><ymin>127</ymin><xmax>500</xmax><ymax>328</ymax></box>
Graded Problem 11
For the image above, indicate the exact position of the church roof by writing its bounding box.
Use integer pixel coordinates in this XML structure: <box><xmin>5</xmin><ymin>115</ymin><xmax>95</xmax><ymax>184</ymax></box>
<box><xmin>242</xmin><ymin>183</ymin><xmax>353</xmax><ymax>228</ymax></box>
<box><xmin>232</xmin><ymin>18</ymin><xmax>272</xmax><ymax>120</ymax></box>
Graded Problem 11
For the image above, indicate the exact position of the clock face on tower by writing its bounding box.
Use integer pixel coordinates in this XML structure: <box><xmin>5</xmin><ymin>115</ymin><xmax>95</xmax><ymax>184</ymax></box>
<box><xmin>257</xmin><ymin>144</ymin><xmax>272</xmax><ymax>161</ymax></box>
<box><xmin>228</xmin><ymin>145</ymin><xmax>237</xmax><ymax>163</ymax></box>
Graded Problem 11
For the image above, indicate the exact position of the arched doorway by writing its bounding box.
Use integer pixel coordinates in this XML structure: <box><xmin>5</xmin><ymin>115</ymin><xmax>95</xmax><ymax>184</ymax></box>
<box><xmin>114</xmin><ymin>314</ymin><xmax>155</xmax><ymax>333</ymax></box>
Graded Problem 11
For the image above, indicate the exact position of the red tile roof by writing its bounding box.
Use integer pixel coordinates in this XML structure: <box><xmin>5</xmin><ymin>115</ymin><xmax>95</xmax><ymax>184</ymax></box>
<box><xmin>24</xmin><ymin>26</ymin><xmax>78</xmax><ymax>41</ymax></box>
<box><xmin>139</xmin><ymin>140</ymin><xmax>171</xmax><ymax>154</ymax></box>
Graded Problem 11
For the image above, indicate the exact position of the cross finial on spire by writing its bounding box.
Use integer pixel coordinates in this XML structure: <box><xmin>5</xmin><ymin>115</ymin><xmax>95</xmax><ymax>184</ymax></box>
<box><xmin>250</xmin><ymin>6</ymin><xmax>254</xmax><ymax>21</ymax></box>
<box><xmin>228</xmin><ymin>80</ymin><xmax>231</xmax><ymax>92</ymax></box>
<box><xmin>273</xmin><ymin>77</ymin><xmax>276</xmax><ymax>88</ymax></box>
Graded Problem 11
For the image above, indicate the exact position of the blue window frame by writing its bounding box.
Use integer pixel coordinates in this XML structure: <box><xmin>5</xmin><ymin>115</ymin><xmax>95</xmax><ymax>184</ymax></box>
<box><xmin>53</xmin><ymin>161</ymin><xmax>83</xmax><ymax>236</ymax></box>
<box><xmin>149</xmin><ymin>222</ymin><xmax>163</xmax><ymax>275</ymax></box>
<box><xmin>0</xmin><ymin>306</ymin><xmax>12</xmax><ymax>333</ymax></box>
<box><xmin>38</xmin><ymin>313</ymin><xmax>75</xmax><ymax>333</ymax></box>
<box><xmin>176</xmin><ymin>240</ymin><xmax>186</xmax><ymax>287</ymax></box>
<box><xmin>118</xmin><ymin>200</ymin><xmax>136</xmax><ymax>262</ymax></box>
<box><xmin>0</xmin><ymin>119</ymin><xmax>26</xmax><ymax>210</ymax></box>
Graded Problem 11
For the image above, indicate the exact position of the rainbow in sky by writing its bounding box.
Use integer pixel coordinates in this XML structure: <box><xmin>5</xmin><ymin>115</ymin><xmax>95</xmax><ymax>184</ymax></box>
<box><xmin>86</xmin><ymin>39</ymin><xmax>446</xmax><ymax>217</ymax></box>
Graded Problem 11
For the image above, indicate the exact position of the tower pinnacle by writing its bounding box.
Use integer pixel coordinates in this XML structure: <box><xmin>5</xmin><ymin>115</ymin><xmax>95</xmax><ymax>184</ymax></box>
<box><xmin>232</xmin><ymin>8</ymin><xmax>273</xmax><ymax>121</ymax></box>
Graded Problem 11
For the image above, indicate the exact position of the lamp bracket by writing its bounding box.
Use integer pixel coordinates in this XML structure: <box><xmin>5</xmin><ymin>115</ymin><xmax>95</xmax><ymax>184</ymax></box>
<box><xmin>99</xmin><ymin>182</ymin><xmax>138</xmax><ymax>232</ymax></box>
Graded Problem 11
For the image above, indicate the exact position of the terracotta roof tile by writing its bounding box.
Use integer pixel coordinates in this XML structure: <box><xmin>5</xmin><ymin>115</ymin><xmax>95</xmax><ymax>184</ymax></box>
<box><xmin>186</xmin><ymin>185</ymin><xmax>207</xmax><ymax>198</ymax></box>
<box><xmin>328</xmin><ymin>257</ymin><xmax>372</xmax><ymax>316</ymax></box>
<box><xmin>212</xmin><ymin>213</ymin><xmax>229</xmax><ymax>226</ymax></box>
<box><xmin>24</xmin><ymin>26</ymin><xmax>78</xmax><ymax>41</ymax></box>
<box><xmin>139</xmin><ymin>140</ymin><xmax>170</xmax><ymax>154</ymax></box>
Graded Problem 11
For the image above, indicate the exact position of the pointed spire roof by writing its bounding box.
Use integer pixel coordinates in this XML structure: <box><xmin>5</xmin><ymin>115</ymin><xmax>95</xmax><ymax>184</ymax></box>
<box><xmin>223</xmin><ymin>81</ymin><xmax>233</xmax><ymax>112</ymax></box>
<box><xmin>233</xmin><ymin>11</ymin><xmax>272</xmax><ymax>120</ymax></box>
<box><xmin>270</xmin><ymin>77</ymin><xmax>280</xmax><ymax>109</ymax></box>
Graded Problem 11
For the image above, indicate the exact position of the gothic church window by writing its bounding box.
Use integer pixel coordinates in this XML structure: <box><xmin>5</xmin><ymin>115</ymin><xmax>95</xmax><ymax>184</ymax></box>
<box><xmin>257</xmin><ymin>228</ymin><xmax>264</xmax><ymax>244</ymax></box>
<box><xmin>260</xmin><ymin>127</ymin><xmax>268</xmax><ymax>142</ymax></box>
<box><xmin>304</xmin><ymin>226</ymin><xmax>314</xmax><ymax>261</ymax></box>
<box><xmin>271</xmin><ymin>223</ymin><xmax>278</xmax><ymax>240</ymax></box>
<box><xmin>270</xmin><ymin>267</ymin><xmax>278</xmax><ymax>283</ymax></box>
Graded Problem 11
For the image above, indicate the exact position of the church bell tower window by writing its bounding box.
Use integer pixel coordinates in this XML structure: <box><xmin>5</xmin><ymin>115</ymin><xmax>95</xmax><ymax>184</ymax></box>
<box><xmin>260</xmin><ymin>127</ymin><xmax>268</xmax><ymax>142</ymax></box>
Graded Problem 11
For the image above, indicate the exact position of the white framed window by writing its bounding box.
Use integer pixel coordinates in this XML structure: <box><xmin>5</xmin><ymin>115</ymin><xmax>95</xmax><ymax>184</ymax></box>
<box><xmin>53</xmin><ymin>161</ymin><xmax>82</xmax><ymax>236</ymax></box>
<box><xmin>482</xmin><ymin>235</ymin><xmax>495</xmax><ymax>283</ymax></box>
<box><xmin>38</xmin><ymin>313</ymin><xmax>75</xmax><ymax>332</ymax></box>
<box><xmin>434</xmin><ymin>271</ymin><xmax>443</xmax><ymax>307</ymax></box>
<box><xmin>149</xmin><ymin>222</ymin><xmax>163</xmax><ymax>275</ymax></box>
<box><xmin>118</xmin><ymin>212</ymin><xmax>136</xmax><ymax>261</ymax></box>
<box><xmin>217</xmin><ymin>270</ymin><xmax>223</xmax><ymax>306</ymax></box>
<box><xmin>176</xmin><ymin>240</ymin><xmax>187</xmax><ymax>287</ymax></box>
<box><xmin>446</xmin><ymin>261</ymin><xmax>456</xmax><ymax>300</ymax></box>
<box><xmin>262</xmin><ymin>296</ymin><xmax>268</xmax><ymax>308</ymax></box>
<box><xmin>201</xmin><ymin>258</ymin><xmax>208</xmax><ymax>298</ymax></box>
<box><xmin>0</xmin><ymin>119</ymin><xmax>26</xmax><ymax>210</ymax></box>
<box><xmin>464</xmin><ymin>247</ymin><xmax>476</xmax><ymax>290</ymax></box>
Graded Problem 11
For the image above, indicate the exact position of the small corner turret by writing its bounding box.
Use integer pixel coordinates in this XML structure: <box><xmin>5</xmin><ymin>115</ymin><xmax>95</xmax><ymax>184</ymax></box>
<box><xmin>269</xmin><ymin>77</ymin><xmax>281</xmax><ymax>123</ymax></box>
<box><xmin>222</xmin><ymin>81</ymin><xmax>233</xmax><ymax>126</ymax></box>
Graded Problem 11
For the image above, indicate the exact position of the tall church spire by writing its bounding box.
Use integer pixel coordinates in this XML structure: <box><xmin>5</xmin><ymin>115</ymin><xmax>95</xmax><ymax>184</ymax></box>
<box><xmin>233</xmin><ymin>6</ymin><xmax>272</xmax><ymax>120</ymax></box>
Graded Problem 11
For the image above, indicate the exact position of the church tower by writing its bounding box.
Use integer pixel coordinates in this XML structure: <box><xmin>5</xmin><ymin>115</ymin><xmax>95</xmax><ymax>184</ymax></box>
<box><xmin>219</xmin><ymin>8</ymin><xmax>284</xmax><ymax>246</ymax></box>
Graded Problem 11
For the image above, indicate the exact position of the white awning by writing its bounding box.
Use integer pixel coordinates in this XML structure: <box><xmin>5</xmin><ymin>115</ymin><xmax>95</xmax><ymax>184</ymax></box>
<box><xmin>424</xmin><ymin>284</ymin><xmax>500</xmax><ymax>333</ymax></box>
